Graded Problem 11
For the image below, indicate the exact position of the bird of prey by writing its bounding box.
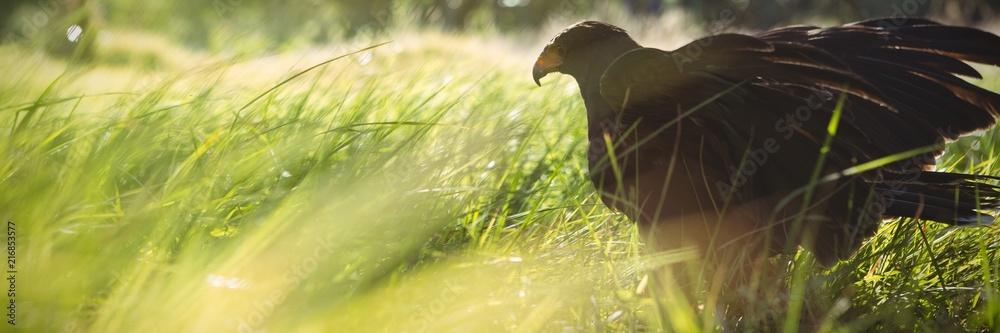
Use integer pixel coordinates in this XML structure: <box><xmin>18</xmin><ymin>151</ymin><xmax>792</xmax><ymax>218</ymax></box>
<box><xmin>532</xmin><ymin>20</ymin><xmax>1000</xmax><ymax>267</ymax></box>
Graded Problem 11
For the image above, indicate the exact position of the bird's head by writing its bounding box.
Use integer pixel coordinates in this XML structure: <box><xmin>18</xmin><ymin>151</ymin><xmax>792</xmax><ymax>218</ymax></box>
<box><xmin>533</xmin><ymin>21</ymin><xmax>639</xmax><ymax>86</ymax></box>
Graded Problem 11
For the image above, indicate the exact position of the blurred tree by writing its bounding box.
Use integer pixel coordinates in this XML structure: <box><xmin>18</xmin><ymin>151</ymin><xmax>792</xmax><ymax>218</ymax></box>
<box><xmin>407</xmin><ymin>0</ymin><xmax>594</xmax><ymax>32</ymax></box>
<box><xmin>1</xmin><ymin>0</ymin><xmax>100</xmax><ymax>60</ymax></box>
<box><xmin>667</xmin><ymin>0</ymin><xmax>999</xmax><ymax>30</ymax></box>
<box><xmin>624</xmin><ymin>0</ymin><xmax>663</xmax><ymax>16</ymax></box>
<box><xmin>5</xmin><ymin>0</ymin><xmax>998</xmax><ymax>55</ymax></box>
<box><xmin>936</xmin><ymin>0</ymin><xmax>1000</xmax><ymax>23</ymax></box>
<box><xmin>412</xmin><ymin>0</ymin><xmax>481</xmax><ymax>31</ymax></box>
<box><xmin>492</xmin><ymin>0</ymin><xmax>564</xmax><ymax>31</ymax></box>
<box><xmin>337</xmin><ymin>0</ymin><xmax>394</xmax><ymax>37</ymax></box>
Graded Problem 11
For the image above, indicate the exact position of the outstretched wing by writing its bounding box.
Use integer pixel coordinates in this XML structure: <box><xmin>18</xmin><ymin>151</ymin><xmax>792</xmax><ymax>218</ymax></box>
<box><xmin>757</xmin><ymin>18</ymin><xmax>1000</xmax><ymax>138</ymax></box>
<box><xmin>599</xmin><ymin>20</ymin><xmax>1000</xmax><ymax>196</ymax></box>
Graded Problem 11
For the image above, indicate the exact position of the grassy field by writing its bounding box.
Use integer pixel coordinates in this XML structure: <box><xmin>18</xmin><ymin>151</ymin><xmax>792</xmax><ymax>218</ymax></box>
<box><xmin>3</xmin><ymin>21</ymin><xmax>1000</xmax><ymax>332</ymax></box>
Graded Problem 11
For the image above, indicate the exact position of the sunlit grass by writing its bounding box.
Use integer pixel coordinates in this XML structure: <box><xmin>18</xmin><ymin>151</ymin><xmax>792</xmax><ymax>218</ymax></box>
<box><xmin>3</xmin><ymin>27</ymin><xmax>1000</xmax><ymax>332</ymax></box>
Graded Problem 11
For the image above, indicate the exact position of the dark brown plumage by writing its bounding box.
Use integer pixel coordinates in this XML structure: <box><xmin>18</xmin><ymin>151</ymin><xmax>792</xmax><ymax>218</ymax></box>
<box><xmin>533</xmin><ymin>19</ymin><xmax>1000</xmax><ymax>267</ymax></box>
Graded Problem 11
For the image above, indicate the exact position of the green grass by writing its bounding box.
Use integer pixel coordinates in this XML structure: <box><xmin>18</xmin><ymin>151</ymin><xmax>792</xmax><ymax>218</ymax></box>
<box><xmin>3</xmin><ymin>27</ymin><xmax>1000</xmax><ymax>332</ymax></box>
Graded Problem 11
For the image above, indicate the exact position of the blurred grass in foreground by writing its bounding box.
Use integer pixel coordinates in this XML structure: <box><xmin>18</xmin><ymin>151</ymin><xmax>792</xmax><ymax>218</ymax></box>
<box><xmin>1</xmin><ymin>27</ymin><xmax>999</xmax><ymax>332</ymax></box>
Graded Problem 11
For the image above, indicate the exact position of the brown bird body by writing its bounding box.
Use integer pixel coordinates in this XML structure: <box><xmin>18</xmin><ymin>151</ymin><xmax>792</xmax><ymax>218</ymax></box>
<box><xmin>533</xmin><ymin>19</ymin><xmax>1000</xmax><ymax>267</ymax></box>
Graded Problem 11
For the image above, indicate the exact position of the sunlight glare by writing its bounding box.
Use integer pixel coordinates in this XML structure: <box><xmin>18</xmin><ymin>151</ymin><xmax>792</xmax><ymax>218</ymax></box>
<box><xmin>67</xmin><ymin>25</ymin><xmax>83</xmax><ymax>42</ymax></box>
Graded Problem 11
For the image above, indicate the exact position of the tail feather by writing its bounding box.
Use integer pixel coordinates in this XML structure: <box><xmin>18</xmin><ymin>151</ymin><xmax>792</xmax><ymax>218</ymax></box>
<box><xmin>876</xmin><ymin>171</ymin><xmax>1000</xmax><ymax>225</ymax></box>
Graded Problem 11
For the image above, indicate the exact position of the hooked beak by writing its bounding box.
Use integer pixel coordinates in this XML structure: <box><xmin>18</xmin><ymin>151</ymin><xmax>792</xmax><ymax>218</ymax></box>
<box><xmin>532</xmin><ymin>45</ymin><xmax>564</xmax><ymax>86</ymax></box>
